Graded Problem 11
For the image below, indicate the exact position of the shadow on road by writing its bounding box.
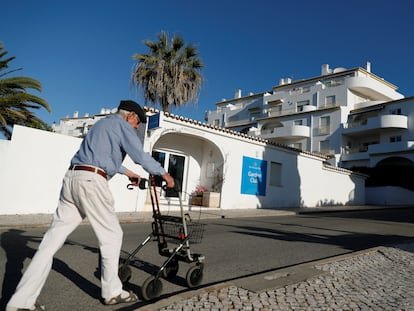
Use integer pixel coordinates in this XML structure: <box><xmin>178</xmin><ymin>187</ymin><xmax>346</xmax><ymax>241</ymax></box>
<box><xmin>0</xmin><ymin>230</ymin><xmax>103</xmax><ymax>309</ymax></box>
<box><xmin>0</xmin><ymin>229</ymin><xmax>38</xmax><ymax>310</ymax></box>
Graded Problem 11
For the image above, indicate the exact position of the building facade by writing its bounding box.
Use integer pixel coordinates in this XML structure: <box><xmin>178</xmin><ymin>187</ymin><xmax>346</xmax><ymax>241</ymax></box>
<box><xmin>205</xmin><ymin>63</ymin><xmax>414</xmax><ymax>170</ymax></box>
<box><xmin>47</xmin><ymin>62</ymin><xmax>414</xmax><ymax>206</ymax></box>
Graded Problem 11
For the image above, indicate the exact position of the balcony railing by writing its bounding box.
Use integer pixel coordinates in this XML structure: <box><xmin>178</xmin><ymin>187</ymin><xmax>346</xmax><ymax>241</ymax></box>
<box><xmin>255</xmin><ymin>125</ymin><xmax>310</xmax><ymax>140</ymax></box>
<box><xmin>341</xmin><ymin>141</ymin><xmax>414</xmax><ymax>162</ymax></box>
<box><xmin>318</xmin><ymin>102</ymin><xmax>338</xmax><ymax>109</ymax></box>
<box><xmin>343</xmin><ymin>114</ymin><xmax>408</xmax><ymax>134</ymax></box>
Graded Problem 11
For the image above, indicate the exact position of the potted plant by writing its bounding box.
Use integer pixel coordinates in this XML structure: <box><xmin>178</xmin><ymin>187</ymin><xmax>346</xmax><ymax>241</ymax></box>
<box><xmin>190</xmin><ymin>185</ymin><xmax>208</xmax><ymax>206</ymax></box>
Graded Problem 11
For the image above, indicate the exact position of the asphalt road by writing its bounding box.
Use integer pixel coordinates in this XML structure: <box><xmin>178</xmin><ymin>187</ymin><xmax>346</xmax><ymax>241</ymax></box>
<box><xmin>1</xmin><ymin>208</ymin><xmax>414</xmax><ymax>310</ymax></box>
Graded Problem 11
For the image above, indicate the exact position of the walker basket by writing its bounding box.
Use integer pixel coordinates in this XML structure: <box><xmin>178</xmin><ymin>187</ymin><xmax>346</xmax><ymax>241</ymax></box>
<box><xmin>154</xmin><ymin>215</ymin><xmax>206</xmax><ymax>244</ymax></box>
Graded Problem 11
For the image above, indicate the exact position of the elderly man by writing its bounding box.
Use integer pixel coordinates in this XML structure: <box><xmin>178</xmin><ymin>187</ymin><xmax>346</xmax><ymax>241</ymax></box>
<box><xmin>7</xmin><ymin>100</ymin><xmax>174</xmax><ymax>311</ymax></box>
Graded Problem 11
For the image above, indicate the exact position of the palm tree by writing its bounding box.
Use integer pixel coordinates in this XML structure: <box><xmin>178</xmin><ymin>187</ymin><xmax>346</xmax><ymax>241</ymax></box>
<box><xmin>0</xmin><ymin>42</ymin><xmax>51</xmax><ymax>139</ymax></box>
<box><xmin>131</xmin><ymin>31</ymin><xmax>203</xmax><ymax>113</ymax></box>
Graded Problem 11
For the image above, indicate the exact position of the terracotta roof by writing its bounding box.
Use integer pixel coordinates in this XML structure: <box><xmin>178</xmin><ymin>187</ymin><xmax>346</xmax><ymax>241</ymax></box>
<box><xmin>144</xmin><ymin>106</ymin><xmax>330</xmax><ymax>161</ymax></box>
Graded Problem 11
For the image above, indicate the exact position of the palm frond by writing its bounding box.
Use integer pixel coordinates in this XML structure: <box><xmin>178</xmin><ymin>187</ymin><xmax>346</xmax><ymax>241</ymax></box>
<box><xmin>0</xmin><ymin>42</ymin><xmax>51</xmax><ymax>139</ymax></box>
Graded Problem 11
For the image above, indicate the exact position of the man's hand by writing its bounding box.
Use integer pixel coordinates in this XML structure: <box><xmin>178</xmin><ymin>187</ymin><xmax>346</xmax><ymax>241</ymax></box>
<box><xmin>162</xmin><ymin>172</ymin><xmax>175</xmax><ymax>188</ymax></box>
<box><xmin>125</xmin><ymin>169</ymin><xmax>140</xmax><ymax>187</ymax></box>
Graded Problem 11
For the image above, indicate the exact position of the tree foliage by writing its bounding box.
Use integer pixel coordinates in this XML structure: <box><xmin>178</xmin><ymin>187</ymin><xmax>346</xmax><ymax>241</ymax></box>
<box><xmin>131</xmin><ymin>31</ymin><xmax>203</xmax><ymax>113</ymax></box>
<box><xmin>0</xmin><ymin>42</ymin><xmax>51</xmax><ymax>139</ymax></box>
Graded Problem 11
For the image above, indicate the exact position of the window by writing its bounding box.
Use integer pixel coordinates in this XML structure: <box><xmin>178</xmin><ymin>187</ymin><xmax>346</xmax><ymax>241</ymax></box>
<box><xmin>250</xmin><ymin>111</ymin><xmax>261</xmax><ymax>121</ymax></box>
<box><xmin>269</xmin><ymin>105</ymin><xmax>282</xmax><ymax>116</ymax></box>
<box><xmin>249</xmin><ymin>107</ymin><xmax>261</xmax><ymax>121</ymax></box>
<box><xmin>152</xmin><ymin>151</ymin><xmax>186</xmax><ymax>197</ymax></box>
<box><xmin>267</xmin><ymin>99</ymin><xmax>283</xmax><ymax>105</ymax></box>
<box><xmin>390</xmin><ymin>108</ymin><xmax>401</xmax><ymax>115</ymax></box>
<box><xmin>297</xmin><ymin>100</ymin><xmax>310</xmax><ymax>112</ymax></box>
<box><xmin>319</xmin><ymin>116</ymin><xmax>330</xmax><ymax>135</ymax></box>
<box><xmin>390</xmin><ymin>136</ymin><xmax>402</xmax><ymax>143</ymax></box>
<box><xmin>270</xmin><ymin>162</ymin><xmax>282</xmax><ymax>187</ymax></box>
<box><xmin>319</xmin><ymin>140</ymin><xmax>330</xmax><ymax>153</ymax></box>
<box><xmin>214</xmin><ymin>119</ymin><xmax>220</xmax><ymax>126</ymax></box>
<box><xmin>294</xmin><ymin>119</ymin><xmax>303</xmax><ymax>126</ymax></box>
<box><xmin>325</xmin><ymin>95</ymin><xmax>336</xmax><ymax>106</ymax></box>
<box><xmin>302</xmin><ymin>86</ymin><xmax>310</xmax><ymax>93</ymax></box>
<box><xmin>326</xmin><ymin>79</ymin><xmax>343</xmax><ymax>87</ymax></box>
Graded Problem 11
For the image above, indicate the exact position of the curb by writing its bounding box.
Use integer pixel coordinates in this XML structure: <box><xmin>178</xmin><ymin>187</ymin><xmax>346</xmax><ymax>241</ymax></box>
<box><xmin>1</xmin><ymin>205</ymin><xmax>411</xmax><ymax>228</ymax></box>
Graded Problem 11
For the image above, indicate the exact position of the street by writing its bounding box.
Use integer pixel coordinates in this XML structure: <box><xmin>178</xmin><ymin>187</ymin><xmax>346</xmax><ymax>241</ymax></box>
<box><xmin>1</xmin><ymin>208</ymin><xmax>414</xmax><ymax>310</ymax></box>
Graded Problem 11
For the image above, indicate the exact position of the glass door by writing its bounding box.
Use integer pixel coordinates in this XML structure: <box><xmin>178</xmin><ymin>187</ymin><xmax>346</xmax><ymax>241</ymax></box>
<box><xmin>152</xmin><ymin>150</ymin><xmax>186</xmax><ymax>198</ymax></box>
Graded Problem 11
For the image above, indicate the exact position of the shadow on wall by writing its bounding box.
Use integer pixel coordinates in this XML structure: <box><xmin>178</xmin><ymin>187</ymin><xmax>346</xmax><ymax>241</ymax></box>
<box><xmin>255</xmin><ymin>146</ymin><xmax>301</xmax><ymax>209</ymax></box>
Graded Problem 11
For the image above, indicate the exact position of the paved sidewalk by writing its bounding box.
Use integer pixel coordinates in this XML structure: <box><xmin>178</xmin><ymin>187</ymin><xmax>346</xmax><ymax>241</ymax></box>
<box><xmin>0</xmin><ymin>208</ymin><xmax>295</xmax><ymax>229</ymax></box>
<box><xmin>0</xmin><ymin>204</ymin><xmax>404</xmax><ymax>228</ymax></box>
<box><xmin>141</xmin><ymin>242</ymin><xmax>414</xmax><ymax>311</ymax></box>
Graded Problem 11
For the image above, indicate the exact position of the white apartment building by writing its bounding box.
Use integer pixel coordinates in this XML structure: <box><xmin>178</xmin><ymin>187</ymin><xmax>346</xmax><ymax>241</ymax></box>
<box><xmin>206</xmin><ymin>63</ymin><xmax>414</xmax><ymax>171</ymax></box>
<box><xmin>52</xmin><ymin>108</ymin><xmax>118</xmax><ymax>138</ymax></box>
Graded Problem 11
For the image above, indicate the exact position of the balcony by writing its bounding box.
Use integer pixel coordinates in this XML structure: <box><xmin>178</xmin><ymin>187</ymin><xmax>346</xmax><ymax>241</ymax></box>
<box><xmin>353</xmin><ymin>100</ymin><xmax>385</xmax><ymax>110</ymax></box>
<box><xmin>343</xmin><ymin>114</ymin><xmax>408</xmax><ymax>135</ymax></box>
<box><xmin>347</xmin><ymin>76</ymin><xmax>404</xmax><ymax>100</ymax></box>
<box><xmin>368</xmin><ymin>141</ymin><xmax>414</xmax><ymax>155</ymax></box>
<box><xmin>301</xmin><ymin>105</ymin><xmax>317</xmax><ymax>112</ymax></box>
<box><xmin>257</xmin><ymin>125</ymin><xmax>310</xmax><ymax>141</ymax></box>
<box><xmin>224</xmin><ymin>117</ymin><xmax>252</xmax><ymax>127</ymax></box>
<box><xmin>341</xmin><ymin>141</ymin><xmax>414</xmax><ymax>162</ymax></box>
<box><xmin>341</xmin><ymin>150</ymin><xmax>369</xmax><ymax>162</ymax></box>
<box><xmin>341</xmin><ymin>145</ymin><xmax>369</xmax><ymax>162</ymax></box>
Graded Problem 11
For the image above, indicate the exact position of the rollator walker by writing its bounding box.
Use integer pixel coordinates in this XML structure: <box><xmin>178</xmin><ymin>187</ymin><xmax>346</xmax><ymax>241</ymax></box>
<box><xmin>118</xmin><ymin>175</ymin><xmax>206</xmax><ymax>301</ymax></box>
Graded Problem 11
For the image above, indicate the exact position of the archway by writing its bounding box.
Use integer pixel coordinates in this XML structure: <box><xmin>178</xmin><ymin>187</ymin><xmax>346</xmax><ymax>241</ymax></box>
<box><xmin>151</xmin><ymin>132</ymin><xmax>225</xmax><ymax>207</ymax></box>
<box><xmin>371</xmin><ymin>157</ymin><xmax>414</xmax><ymax>190</ymax></box>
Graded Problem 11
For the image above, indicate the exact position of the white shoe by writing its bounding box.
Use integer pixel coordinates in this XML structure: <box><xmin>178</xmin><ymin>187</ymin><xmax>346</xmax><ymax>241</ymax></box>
<box><xmin>6</xmin><ymin>304</ymin><xmax>45</xmax><ymax>311</ymax></box>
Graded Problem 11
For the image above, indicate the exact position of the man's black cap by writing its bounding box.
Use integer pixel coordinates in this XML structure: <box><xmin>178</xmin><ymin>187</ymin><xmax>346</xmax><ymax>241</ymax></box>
<box><xmin>118</xmin><ymin>100</ymin><xmax>147</xmax><ymax>123</ymax></box>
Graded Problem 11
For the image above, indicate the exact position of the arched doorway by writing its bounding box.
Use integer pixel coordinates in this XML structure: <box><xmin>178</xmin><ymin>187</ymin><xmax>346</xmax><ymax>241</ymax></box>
<box><xmin>150</xmin><ymin>132</ymin><xmax>224</xmax><ymax>208</ymax></box>
<box><xmin>372</xmin><ymin>157</ymin><xmax>414</xmax><ymax>191</ymax></box>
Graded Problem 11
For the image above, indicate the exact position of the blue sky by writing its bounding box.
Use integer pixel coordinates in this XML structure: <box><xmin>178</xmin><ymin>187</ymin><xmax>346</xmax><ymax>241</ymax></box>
<box><xmin>1</xmin><ymin>0</ymin><xmax>414</xmax><ymax>126</ymax></box>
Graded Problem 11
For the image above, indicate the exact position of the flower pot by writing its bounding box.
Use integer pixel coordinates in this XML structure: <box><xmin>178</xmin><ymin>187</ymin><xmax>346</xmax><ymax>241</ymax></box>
<box><xmin>190</xmin><ymin>195</ymin><xmax>203</xmax><ymax>206</ymax></box>
<box><xmin>202</xmin><ymin>192</ymin><xmax>220</xmax><ymax>208</ymax></box>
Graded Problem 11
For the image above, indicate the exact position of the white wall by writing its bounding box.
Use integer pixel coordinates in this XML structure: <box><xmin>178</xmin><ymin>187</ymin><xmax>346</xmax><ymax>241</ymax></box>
<box><xmin>366</xmin><ymin>186</ymin><xmax>414</xmax><ymax>205</ymax></box>
<box><xmin>0</xmin><ymin>125</ymin><xmax>146</xmax><ymax>215</ymax></box>
<box><xmin>0</xmin><ymin>114</ymin><xmax>366</xmax><ymax>216</ymax></box>
<box><xmin>0</xmin><ymin>126</ymin><xmax>80</xmax><ymax>214</ymax></box>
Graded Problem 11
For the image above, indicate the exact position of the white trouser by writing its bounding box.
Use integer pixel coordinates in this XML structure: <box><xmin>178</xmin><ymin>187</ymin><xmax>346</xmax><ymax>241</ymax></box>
<box><xmin>7</xmin><ymin>170</ymin><xmax>123</xmax><ymax>309</ymax></box>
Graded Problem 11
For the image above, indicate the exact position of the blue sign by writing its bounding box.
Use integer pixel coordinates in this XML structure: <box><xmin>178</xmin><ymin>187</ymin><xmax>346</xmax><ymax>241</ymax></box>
<box><xmin>148</xmin><ymin>113</ymin><xmax>160</xmax><ymax>130</ymax></box>
<box><xmin>240</xmin><ymin>156</ymin><xmax>267</xmax><ymax>196</ymax></box>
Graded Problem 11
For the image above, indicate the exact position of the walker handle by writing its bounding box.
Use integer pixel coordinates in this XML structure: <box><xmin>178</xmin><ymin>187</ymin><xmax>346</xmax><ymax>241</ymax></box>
<box><xmin>126</xmin><ymin>176</ymin><xmax>178</xmax><ymax>191</ymax></box>
<box><xmin>127</xmin><ymin>177</ymin><xmax>148</xmax><ymax>190</ymax></box>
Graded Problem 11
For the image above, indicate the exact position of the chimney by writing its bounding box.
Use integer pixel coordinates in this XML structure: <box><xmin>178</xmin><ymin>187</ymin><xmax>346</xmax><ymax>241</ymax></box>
<box><xmin>235</xmin><ymin>89</ymin><xmax>242</xmax><ymax>98</ymax></box>
<box><xmin>321</xmin><ymin>64</ymin><xmax>331</xmax><ymax>75</ymax></box>
<box><xmin>366</xmin><ymin>61</ymin><xmax>371</xmax><ymax>72</ymax></box>
<box><xmin>73</xmin><ymin>111</ymin><xmax>78</xmax><ymax>118</ymax></box>
<box><xmin>279</xmin><ymin>78</ymin><xmax>292</xmax><ymax>85</ymax></box>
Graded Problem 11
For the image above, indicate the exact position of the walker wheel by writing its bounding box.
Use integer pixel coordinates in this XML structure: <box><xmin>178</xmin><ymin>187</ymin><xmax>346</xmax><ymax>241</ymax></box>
<box><xmin>118</xmin><ymin>265</ymin><xmax>132</xmax><ymax>284</ymax></box>
<box><xmin>186</xmin><ymin>265</ymin><xmax>203</xmax><ymax>288</ymax></box>
<box><xmin>141</xmin><ymin>275</ymin><xmax>163</xmax><ymax>301</ymax></box>
<box><xmin>162</xmin><ymin>258</ymin><xmax>179</xmax><ymax>279</ymax></box>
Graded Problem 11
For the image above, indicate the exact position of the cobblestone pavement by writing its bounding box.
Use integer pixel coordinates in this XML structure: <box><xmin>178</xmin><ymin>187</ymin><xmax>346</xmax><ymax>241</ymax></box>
<box><xmin>153</xmin><ymin>243</ymin><xmax>414</xmax><ymax>311</ymax></box>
